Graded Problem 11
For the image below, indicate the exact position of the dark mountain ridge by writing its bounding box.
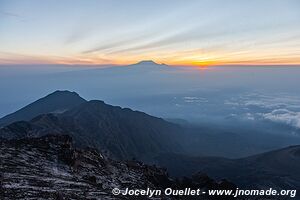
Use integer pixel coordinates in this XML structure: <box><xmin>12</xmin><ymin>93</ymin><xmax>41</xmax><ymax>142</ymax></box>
<box><xmin>0</xmin><ymin>98</ymin><xmax>184</xmax><ymax>161</ymax></box>
<box><xmin>0</xmin><ymin>90</ymin><xmax>86</xmax><ymax>127</ymax></box>
<box><xmin>155</xmin><ymin>145</ymin><xmax>300</xmax><ymax>190</ymax></box>
<box><xmin>0</xmin><ymin>90</ymin><xmax>299</xmax><ymax>195</ymax></box>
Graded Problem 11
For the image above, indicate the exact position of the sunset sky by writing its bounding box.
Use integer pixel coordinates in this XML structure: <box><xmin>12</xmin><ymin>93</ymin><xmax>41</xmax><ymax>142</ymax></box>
<box><xmin>0</xmin><ymin>0</ymin><xmax>300</xmax><ymax>66</ymax></box>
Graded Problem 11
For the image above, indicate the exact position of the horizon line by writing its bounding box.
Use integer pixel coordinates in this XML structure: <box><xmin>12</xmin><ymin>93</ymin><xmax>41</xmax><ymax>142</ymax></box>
<box><xmin>1</xmin><ymin>62</ymin><xmax>300</xmax><ymax>68</ymax></box>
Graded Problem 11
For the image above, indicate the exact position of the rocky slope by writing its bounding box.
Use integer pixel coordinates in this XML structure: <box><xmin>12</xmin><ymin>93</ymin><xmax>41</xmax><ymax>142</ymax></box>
<box><xmin>0</xmin><ymin>135</ymin><xmax>236</xmax><ymax>200</ymax></box>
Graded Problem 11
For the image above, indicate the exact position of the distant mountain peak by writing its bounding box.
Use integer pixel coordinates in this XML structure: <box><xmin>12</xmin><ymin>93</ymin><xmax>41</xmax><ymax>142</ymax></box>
<box><xmin>134</xmin><ymin>60</ymin><xmax>160</xmax><ymax>65</ymax></box>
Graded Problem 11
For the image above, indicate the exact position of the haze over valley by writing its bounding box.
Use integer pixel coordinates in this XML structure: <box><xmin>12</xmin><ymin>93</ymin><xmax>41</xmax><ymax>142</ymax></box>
<box><xmin>1</xmin><ymin>62</ymin><xmax>300</xmax><ymax>161</ymax></box>
<box><xmin>1</xmin><ymin>0</ymin><xmax>300</xmax><ymax>199</ymax></box>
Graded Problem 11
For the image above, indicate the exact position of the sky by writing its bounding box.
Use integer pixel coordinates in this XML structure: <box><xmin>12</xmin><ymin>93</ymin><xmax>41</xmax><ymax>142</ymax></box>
<box><xmin>0</xmin><ymin>0</ymin><xmax>300</xmax><ymax>66</ymax></box>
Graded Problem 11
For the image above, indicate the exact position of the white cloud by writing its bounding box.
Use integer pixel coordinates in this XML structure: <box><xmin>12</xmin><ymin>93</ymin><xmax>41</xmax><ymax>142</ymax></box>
<box><xmin>261</xmin><ymin>109</ymin><xmax>300</xmax><ymax>129</ymax></box>
<box><xmin>183</xmin><ymin>97</ymin><xmax>208</xmax><ymax>103</ymax></box>
<box><xmin>242</xmin><ymin>94</ymin><xmax>300</xmax><ymax>110</ymax></box>
<box><xmin>224</xmin><ymin>100</ymin><xmax>239</xmax><ymax>106</ymax></box>
<box><xmin>245</xmin><ymin>113</ymin><xmax>255</xmax><ymax>120</ymax></box>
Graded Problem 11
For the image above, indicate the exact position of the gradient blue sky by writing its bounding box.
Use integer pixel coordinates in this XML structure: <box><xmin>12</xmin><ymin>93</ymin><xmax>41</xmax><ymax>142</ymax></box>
<box><xmin>0</xmin><ymin>0</ymin><xmax>300</xmax><ymax>66</ymax></box>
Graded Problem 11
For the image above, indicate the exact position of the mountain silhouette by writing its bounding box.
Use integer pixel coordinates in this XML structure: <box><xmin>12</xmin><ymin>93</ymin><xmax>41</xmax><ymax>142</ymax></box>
<box><xmin>1</xmin><ymin>91</ymin><xmax>299</xmax><ymax>192</ymax></box>
<box><xmin>0</xmin><ymin>90</ymin><xmax>86</xmax><ymax>127</ymax></box>
<box><xmin>0</xmin><ymin>92</ymin><xmax>183</xmax><ymax>161</ymax></box>
<box><xmin>128</xmin><ymin>60</ymin><xmax>168</xmax><ymax>69</ymax></box>
<box><xmin>133</xmin><ymin>60</ymin><xmax>159</xmax><ymax>65</ymax></box>
<box><xmin>155</xmin><ymin>145</ymin><xmax>300</xmax><ymax>190</ymax></box>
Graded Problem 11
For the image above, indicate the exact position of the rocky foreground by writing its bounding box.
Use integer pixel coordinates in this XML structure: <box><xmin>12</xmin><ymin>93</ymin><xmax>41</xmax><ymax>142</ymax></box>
<box><xmin>0</xmin><ymin>135</ymin><xmax>236</xmax><ymax>200</ymax></box>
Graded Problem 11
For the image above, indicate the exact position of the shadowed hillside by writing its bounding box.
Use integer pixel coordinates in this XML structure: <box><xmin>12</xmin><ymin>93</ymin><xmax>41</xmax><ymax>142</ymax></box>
<box><xmin>0</xmin><ymin>96</ymin><xmax>184</xmax><ymax>161</ymax></box>
<box><xmin>0</xmin><ymin>90</ymin><xmax>86</xmax><ymax>127</ymax></box>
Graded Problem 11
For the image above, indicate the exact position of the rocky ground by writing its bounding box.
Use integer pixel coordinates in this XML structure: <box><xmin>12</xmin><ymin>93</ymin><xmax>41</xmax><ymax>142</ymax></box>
<box><xmin>0</xmin><ymin>135</ymin><xmax>237</xmax><ymax>200</ymax></box>
<box><xmin>0</xmin><ymin>135</ymin><xmax>171</xmax><ymax>199</ymax></box>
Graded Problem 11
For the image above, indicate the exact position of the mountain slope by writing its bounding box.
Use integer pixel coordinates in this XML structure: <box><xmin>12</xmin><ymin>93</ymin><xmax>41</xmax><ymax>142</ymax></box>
<box><xmin>0</xmin><ymin>90</ymin><xmax>86</xmax><ymax>127</ymax></box>
<box><xmin>0</xmin><ymin>99</ymin><xmax>184</xmax><ymax>161</ymax></box>
<box><xmin>61</xmin><ymin>100</ymin><xmax>183</xmax><ymax>160</ymax></box>
<box><xmin>0</xmin><ymin>135</ymin><xmax>171</xmax><ymax>199</ymax></box>
<box><xmin>0</xmin><ymin>134</ymin><xmax>236</xmax><ymax>200</ymax></box>
<box><xmin>155</xmin><ymin>145</ymin><xmax>300</xmax><ymax>190</ymax></box>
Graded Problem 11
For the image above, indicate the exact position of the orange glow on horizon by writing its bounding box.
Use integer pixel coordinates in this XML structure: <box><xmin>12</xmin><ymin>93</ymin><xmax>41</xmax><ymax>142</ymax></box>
<box><xmin>0</xmin><ymin>52</ymin><xmax>300</xmax><ymax>67</ymax></box>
